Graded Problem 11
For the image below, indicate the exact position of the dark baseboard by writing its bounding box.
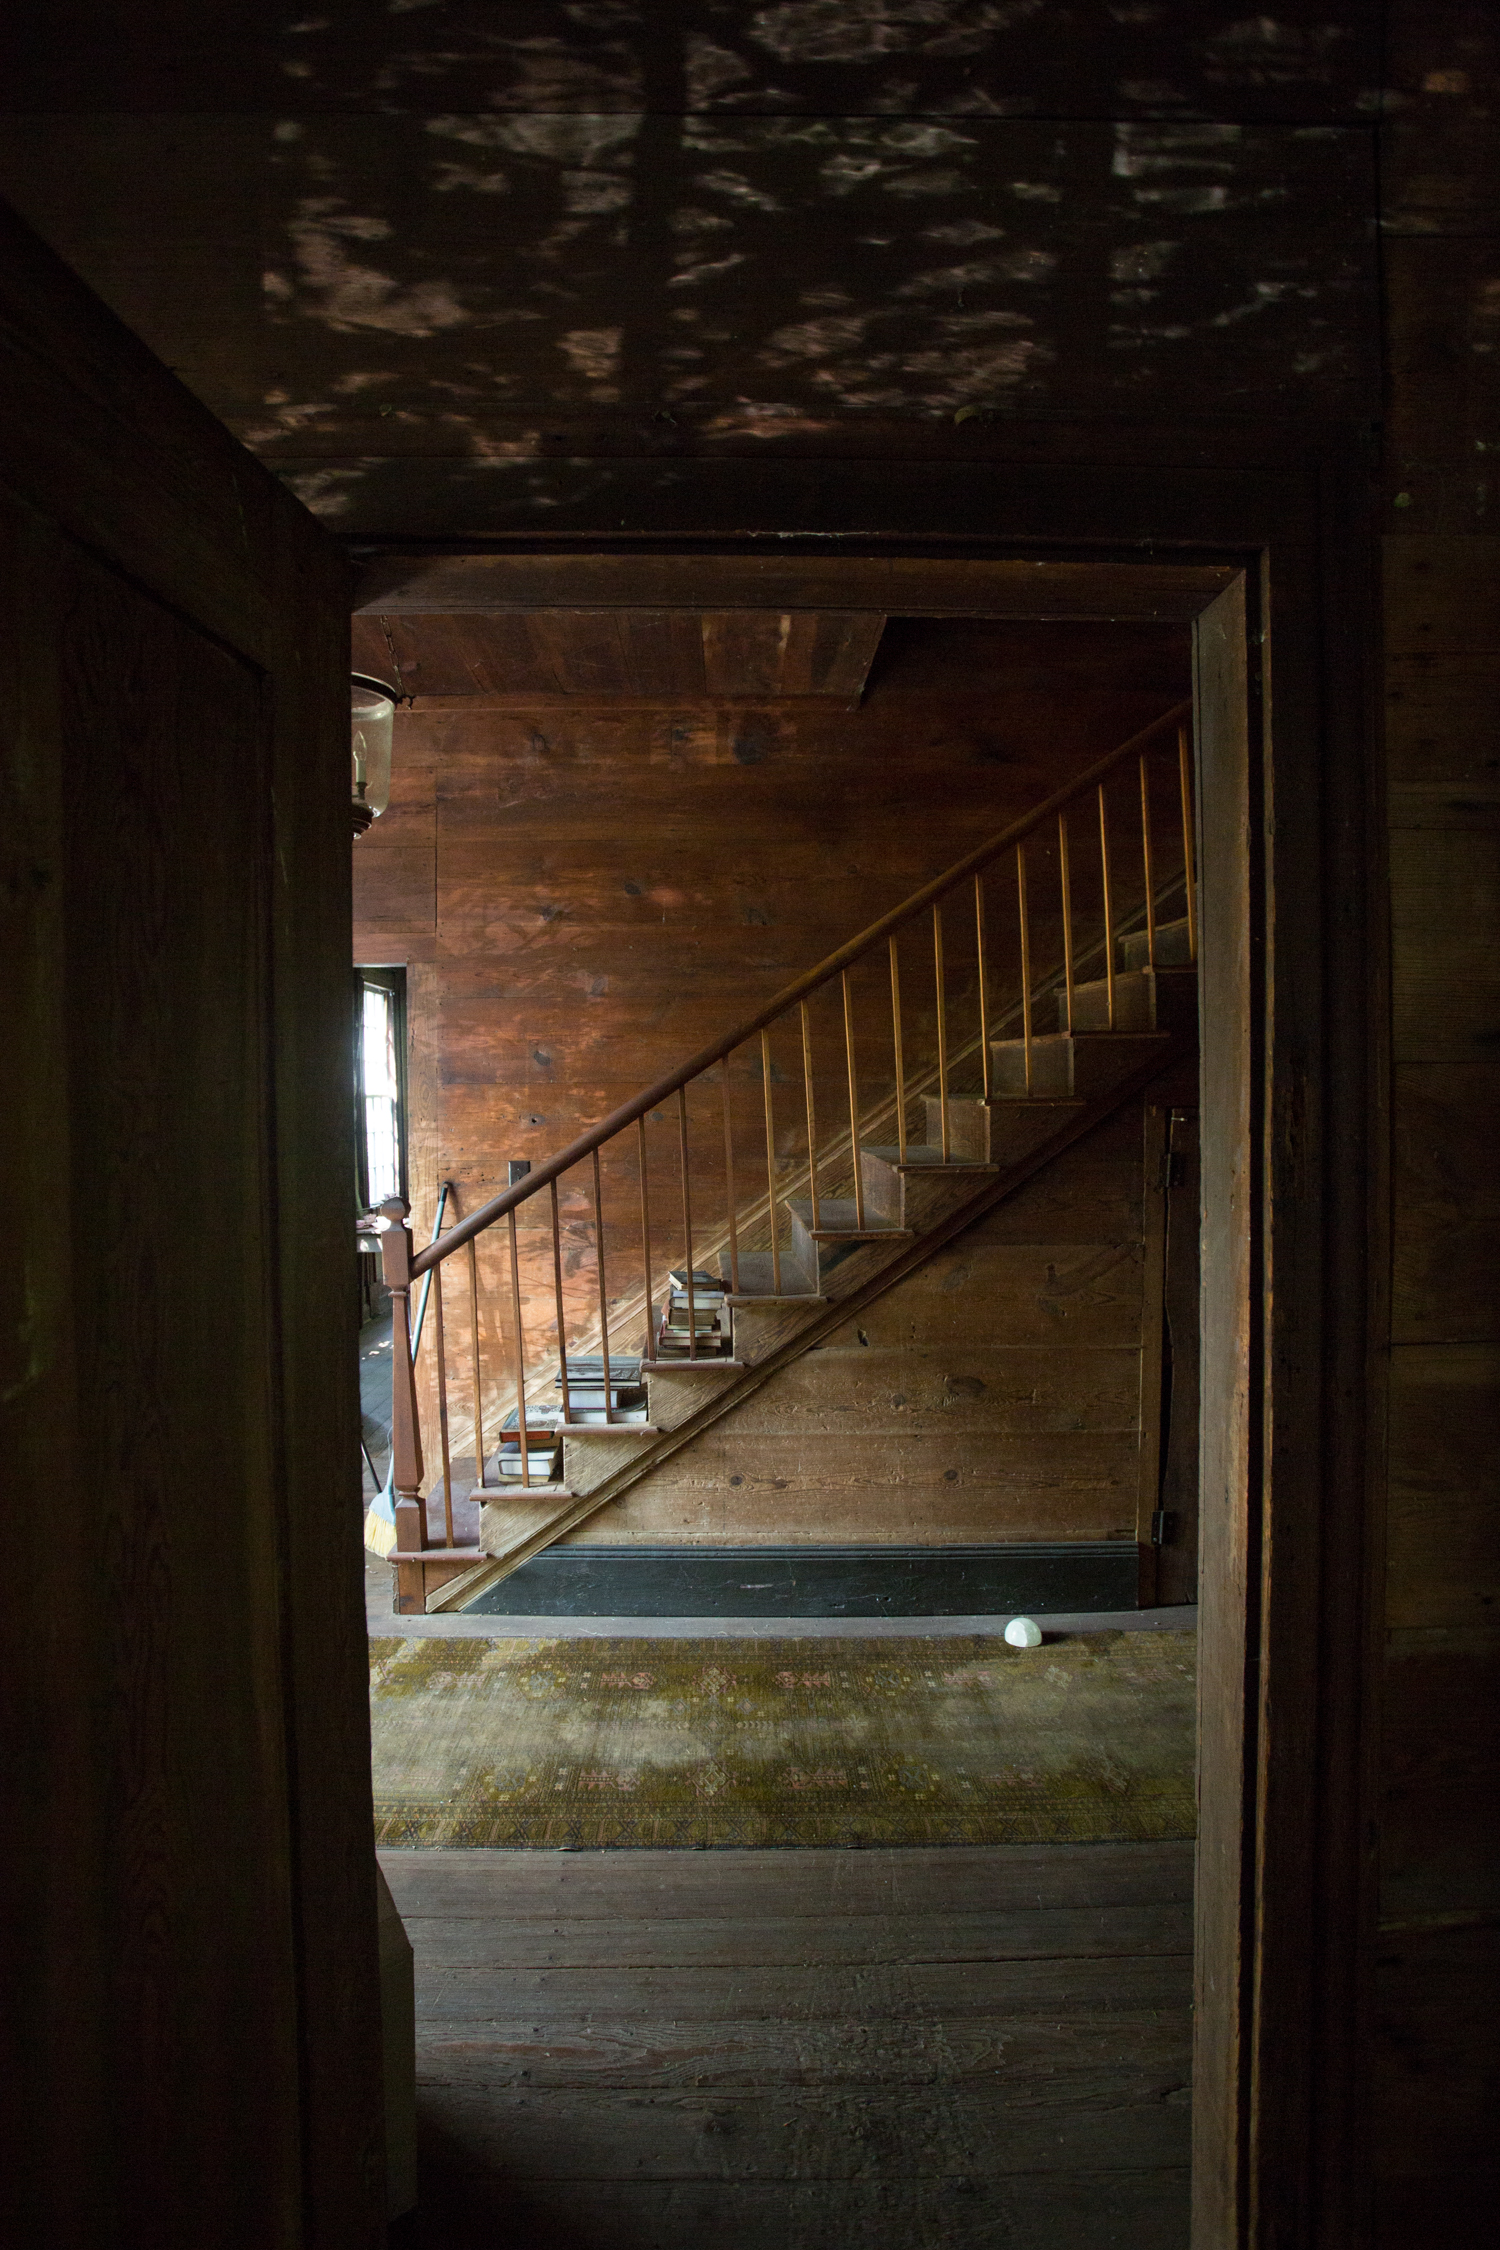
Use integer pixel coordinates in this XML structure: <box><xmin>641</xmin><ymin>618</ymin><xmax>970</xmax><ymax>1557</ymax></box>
<box><xmin>463</xmin><ymin>1542</ymin><xmax>1140</xmax><ymax>1619</ymax></box>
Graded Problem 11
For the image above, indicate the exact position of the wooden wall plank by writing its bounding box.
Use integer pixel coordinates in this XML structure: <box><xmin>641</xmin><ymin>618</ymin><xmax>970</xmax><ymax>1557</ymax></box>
<box><xmin>1389</xmin><ymin>825</ymin><xmax>1500</xmax><ymax>1062</ymax></box>
<box><xmin>1386</xmin><ymin>1345</ymin><xmax>1500</xmax><ymax>1631</ymax></box>
<box><xmin>1385</xmin><ymin>657</ymin><xmax>1500</xmax><ymax>787</ymax></box>
<box><xmin>1383</xmin><ymin>537</ymin><xmax>1500</xmax><ymax>656</ymax></box>
<box><xmin>1</xmin><ymin>204</ymin><xmax>385</xmax><ymax>2246</ymax></box>
<box><xmin>1392</xmin><ymin>1064</ymin><xmax>1500</xmax><ymax>1341</ymax></box>
<box><xmin>1374</xmin><ymin>1921</ymin><xmax>1500</xmax><ymax>2176</ymax></box>
<box><xmin>1379</xmin><ymin>1636</ymin><xmax>1500</xmax><ymax>1922</ymax></box>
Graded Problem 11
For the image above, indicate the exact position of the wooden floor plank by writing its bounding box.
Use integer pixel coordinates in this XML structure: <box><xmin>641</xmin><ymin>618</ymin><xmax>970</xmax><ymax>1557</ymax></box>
<box><xmin>415</xmin><ymin>1952</ymin><xmax>1191</xmax><ymax>2026</ymax></box>
<box><xmin>403</xmin><ymin>2166</ymin><xmax>1192</xmax><ymax>2250</ymax></box>
<box><xmin>391</xmin><ymin>1842</ymin><xmax>1193</xmax><ymax>2248</ymax></box>
<box><xmin>381</xmin><ymin>1838</ymin><xmax>1195</xmax><ymax>1921</ymax></box>
<box><xmin>415</xmin><ymin>2011</ymin><xmax>1190</xmax><ymax>2092</ymax></box>
<box><xmin>416</xmin><ymin>2082</ymin><xmax>1190</xmax><ymax>2183</ymax></box>
<box><xmin>407</xmin><ymin>1899</ymin><xmax>1193</xmax><ymax>1970</ymax></box>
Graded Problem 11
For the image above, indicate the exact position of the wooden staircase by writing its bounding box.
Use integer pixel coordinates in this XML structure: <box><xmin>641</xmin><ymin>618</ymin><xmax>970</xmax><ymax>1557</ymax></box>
<box><xmin>377</xmin><ymin>701</ymin><xmax>1199</xmax><ymax>1614</ymax></box>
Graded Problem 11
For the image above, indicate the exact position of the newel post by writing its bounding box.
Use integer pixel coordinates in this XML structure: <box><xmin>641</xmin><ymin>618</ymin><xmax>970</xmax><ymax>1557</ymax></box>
<box><xmin>378</xmin><ymin>1197</ymin><xmax>426</xmax><ymax>1552</ymax></box>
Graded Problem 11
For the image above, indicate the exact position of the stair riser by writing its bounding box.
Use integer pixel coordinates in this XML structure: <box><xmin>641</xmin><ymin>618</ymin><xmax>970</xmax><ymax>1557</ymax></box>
<box><xmin>991</xmin><ymin>1033</ymin><xmax>1168</xmax><ymax>1101</ymax></box>
<box><xmin>1058</xmin><ymin>968</ymin><xmax>1198</xmax><ymax>1038</ymax></box>
<box><xmin>922</xmin><ymin>1096</ymin><xmax>988</xmax><ymax>1164</ymax></box>
<box><xmin>1062</xmin><ymin>978</ymin><xmax>1157</xmax><ymax>1034</ymax></box>
<box><xmin>861</xmin><ymin>1152</ymin><xmax>996</xmax><ymax>1233</ymax></box>
<box><xmin>990</xmin><ymin>1040</ymin><xmax>1075</xmax><ymax>1098</ymax></box>
<box><xmin>786</xmin><ymin>1206</ymin><xmax>908</xmax><ymax>1298</ymax></box>
<box><xmin>1120</xmin><ymin>920</ymin><xmax>1194</xmax><ymax>972</ymax></box>
<box><xmin>927</xmin><ymin>1097</ymin><xmax>1078</xmax><ymax>1168</ymax></box>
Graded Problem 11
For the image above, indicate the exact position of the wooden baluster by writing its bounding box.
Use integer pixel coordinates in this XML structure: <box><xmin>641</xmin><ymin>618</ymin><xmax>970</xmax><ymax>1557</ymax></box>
<box><xmin>677</xmin><ymin>1087</ymin><xmax>697</xmax><ymax>1360</ymax></box>
<box><xmin>1016</xmin><ymin>845</ymin><xmax>1033</xmax><ymax>1094</ymax></box>
<box><xmin>637</xmin><ymin>1115</ymin><xmax>656</xmax><ymax>1365</ymax></box>
<box><xmin>431</xmin><ymin>1256</ymin><xmax>455</xmax><ymax>1543</ymax></box>
<box><xmin>933</xmin><ymin>905</ymin><xmax>950</xmax><ymax>1160</ymax></box>
<box><xmin>1058</xmin><ymin>811</ymin><xmax>1076</xmax><ymax>1034</ymax></box>
<box><xmin>1098</xmin><ymin>784</ymin><xmax>1116</xmax><ymax>1028</ymax></box>
<box><xmin>720</xmin><ymin>1062</ymin><xmax>740</xmax><ymax>1295</ymax></box>
<box><xmin>378</xmin><ymin>1197</ymin><xmax>425</xmax><ymax>1554</ymax></box>
<box><xmin>1178</xmin><ymin>723</ymin><xmax>1198</xmax><ymax>961</ymax></box>
<box><xmin>549</xmin><ymin>1178</ymin><xmax>571</xmax><ymax>1424</ymax></box>
<box><xmin>841</xmin><ymin>969</ymin><xmax>865</xmax><ymax>1228</ymax></box>
<box><xmin>1140</xmin><ymin>754</ymin><xmax>1157</xmax><ymax>969</ymax></box>
<box><xmin>975</xmin><ymin>873</ymin><xmax>992</xmax><ymax>1104</ymax></box>
<box><xmin>592</xmin><ymin>1146</ymin><xmax>614</xmax><ymax>1420</ymax></box>
<box><xmin>506</xmin><ymin>1208</ymin><xmax>530</xmax><ymax>1484</ymax></box>
<box><xmin>467</xmin><ymin>1236</ymin><xmax>486</xmax><ymax>1489</ymax></box>
<box><xmin>800</xmin><ymin>1001</ymin><xmax>820</xmax><ymax>1232</ymax></box>
<box><xmin>889</xmin><ymin>935</ymin><xmax>907</xmax><ymax>1164</ymax></box>
<box><xmin>761</xmin><ymin>1029</ymin><xmax>781</xmax><ymax>1292</ymax></box>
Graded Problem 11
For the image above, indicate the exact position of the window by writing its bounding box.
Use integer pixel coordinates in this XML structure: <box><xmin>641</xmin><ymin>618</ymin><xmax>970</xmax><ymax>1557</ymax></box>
<box><xmin>354</xmin><ymin>967</ymin><xmax>407</xmax><ymax>1212</ymax></box>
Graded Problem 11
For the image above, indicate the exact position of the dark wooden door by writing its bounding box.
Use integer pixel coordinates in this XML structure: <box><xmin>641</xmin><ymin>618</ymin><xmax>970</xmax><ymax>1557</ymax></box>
<box><xmin>0</xmin><ymin>204</ymin><xmax>384</xmax><ymax>2245</ymax></box>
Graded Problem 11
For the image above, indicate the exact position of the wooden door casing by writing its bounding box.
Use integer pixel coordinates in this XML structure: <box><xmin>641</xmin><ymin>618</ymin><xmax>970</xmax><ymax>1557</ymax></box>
<box><xmin>0</xmin><ymin>200</ymin><xmax>384</xmax><ymax>2246</ymax></box>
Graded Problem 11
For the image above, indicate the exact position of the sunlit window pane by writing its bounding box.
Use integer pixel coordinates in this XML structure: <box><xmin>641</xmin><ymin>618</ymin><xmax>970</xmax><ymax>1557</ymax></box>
<box><xmin>359</xmin><ymin>983</ymin><xmax>401</xmax><ymax>1207</ymax></box>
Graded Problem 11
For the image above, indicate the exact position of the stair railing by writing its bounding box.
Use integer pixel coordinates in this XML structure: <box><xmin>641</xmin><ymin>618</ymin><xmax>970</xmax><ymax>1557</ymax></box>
<box><xmin>379</xmin><ymin>701</ymin><xmax>1195</xmax><ymax>1559</ymax></box>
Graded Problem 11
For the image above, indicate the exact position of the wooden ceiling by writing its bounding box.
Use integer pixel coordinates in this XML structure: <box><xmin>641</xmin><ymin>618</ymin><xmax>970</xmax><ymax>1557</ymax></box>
<box><xmin>351</xmin><ymin>609</ymin><xmax>887</xmax><ymax>704</ymax></box>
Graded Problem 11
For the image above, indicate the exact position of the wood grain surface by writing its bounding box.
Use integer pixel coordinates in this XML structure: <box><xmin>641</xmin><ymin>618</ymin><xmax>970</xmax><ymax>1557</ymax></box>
<box><xmin>1</xmin><ymin>202</ymin><xmax>384</xmax><ymax>2247</ymax></box>
<box><xmin>382</xmin><ymin>1840</ymin><xmax>1193</xmax><ymax>2249</ymax></box>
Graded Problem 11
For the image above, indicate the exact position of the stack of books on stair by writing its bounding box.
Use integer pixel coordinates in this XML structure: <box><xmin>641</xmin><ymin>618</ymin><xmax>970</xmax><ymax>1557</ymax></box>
<box><xmin>491</xmin><ymin>1408</ymin><xmax>562</xmax><ymax>1484</ymax></box>
<box><xmin>656</xmin><ymin>1267</ymin><xmax>731</xmax><ymax>1358</ymax></box>
<box><xmin>553</xmin><ymin>1355</ymin><xmax>648</xmax><ymax>1424</ymax></box>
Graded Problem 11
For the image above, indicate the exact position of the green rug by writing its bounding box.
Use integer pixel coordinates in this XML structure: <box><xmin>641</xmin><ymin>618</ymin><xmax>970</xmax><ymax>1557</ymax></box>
<box><xmin>370</xmin><ymin>1633</ymin><xmax>1196</xmax><ymax>1849</ymax></box>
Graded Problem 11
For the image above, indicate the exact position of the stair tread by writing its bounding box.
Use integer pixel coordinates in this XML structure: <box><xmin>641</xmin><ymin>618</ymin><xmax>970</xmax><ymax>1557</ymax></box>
<box><xmin>642</xmin><ymin>1358</ymin><xmax>746</xmax><ymax>1374</ymax></box>
<box><xmin>725</xmin><ymin>1290</ymin><xmax>828</xmax><ymax>1307</ymax></box>
<box><xmin>1072</xmin><ymin>964</ymin><xmax>1196</xmax><ymax>988</ymax></box>
<box><xmin>560</xmin><ymin>1420</ymin><xmax>660</xmax><ymax>1436</ymax></box>
<box><xmin>993</xmin><ymin>1028</ymin><xmax>1171</xmax><ymax>1048</ymax></box>
<box><xmin>472</xmin><ymin>1484</ymin><xmax>577</xmax><ymax>1506</ymax></box>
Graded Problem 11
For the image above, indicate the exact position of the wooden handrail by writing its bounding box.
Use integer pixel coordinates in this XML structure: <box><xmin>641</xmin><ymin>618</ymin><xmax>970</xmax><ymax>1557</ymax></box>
<box><xmin>408</xmin><ymin>696</ymin><xmax>1190</xmax><ymax>1275</ymax></box>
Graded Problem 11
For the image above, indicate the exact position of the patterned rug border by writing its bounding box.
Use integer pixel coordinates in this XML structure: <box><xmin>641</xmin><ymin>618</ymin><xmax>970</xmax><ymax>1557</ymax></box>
<box><xmin>369</xmin><ymin>1631</ymin><xmax>1197</xmax><ymax>1850</ymax></box>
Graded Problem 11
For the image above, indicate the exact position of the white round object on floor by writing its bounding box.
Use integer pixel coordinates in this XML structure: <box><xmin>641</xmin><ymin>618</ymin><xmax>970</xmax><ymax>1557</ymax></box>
<box><xmin>1004</xmin><ymin>1616</ymin><xmax>1043</xmax><ymax>1648</ymax></box>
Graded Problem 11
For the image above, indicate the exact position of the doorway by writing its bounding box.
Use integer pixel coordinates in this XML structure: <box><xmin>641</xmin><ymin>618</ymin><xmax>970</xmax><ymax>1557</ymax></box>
<box><xmin>354</xmin><ymin>543</ymin><xmax>1339</xmax><ymax>2245</ymax></box>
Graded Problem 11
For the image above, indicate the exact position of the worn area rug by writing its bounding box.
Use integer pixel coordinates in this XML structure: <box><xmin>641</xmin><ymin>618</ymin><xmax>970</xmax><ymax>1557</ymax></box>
<box><xmin>370</xmin><ymin>1633</ymin><xmax>1196</xmax><ymax>1849</ymax></box>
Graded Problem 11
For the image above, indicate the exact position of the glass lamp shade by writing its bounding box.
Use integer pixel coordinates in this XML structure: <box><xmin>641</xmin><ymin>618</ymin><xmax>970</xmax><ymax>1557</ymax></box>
<box><xmin>350</xmin><ymin>674</ymin><xmax>396</xmax><ymax>834</ymax></box>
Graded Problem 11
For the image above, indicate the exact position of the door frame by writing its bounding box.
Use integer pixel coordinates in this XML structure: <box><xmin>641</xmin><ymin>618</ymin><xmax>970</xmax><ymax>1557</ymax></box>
<box><xmin>350</xmin><ymin>469</ymin><xmax>1384</xmax><ymax>2247</ymax></box>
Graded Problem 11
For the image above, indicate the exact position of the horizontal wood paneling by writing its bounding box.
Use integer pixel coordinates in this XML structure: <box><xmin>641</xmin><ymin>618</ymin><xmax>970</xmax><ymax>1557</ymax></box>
<box><xmin>565</xmin><ymin>1432</ymin><xmax>1141</xmax><ymax>1547</ymax></box>
<box><xmin>570</xmin><ymin>1102</ymin><xmax>1151</xmax><ymax>1548</ymax></box>
<box><xmin>1383</xmin><ymin>537</ymin><xmax>1500</xmax><ymax>656</ymax></box>
<box><xmin>1388</xmin><ymin>825</ymin><xmax>1500</xmax><ymax>1062</ymax></box>
<box><xmin>1392</xmin><ymin>1065</ymin><xmax>1500</xmax><ymax>1341</ymax></box>
<box><xmin>707</xmin><ymin>1346</ymin><xmax>1145</xmax><ymax>1438</ymax></box>
<box><xmin>1374</xmin><ymin>1920</ymin><xmax>1500</xmax><ymax>2170</ymax></box>
<box><xmin>1385</xmin><ymin>657</ymin><xmax>1500</xmax><ymax>787</ymax></box>
<box><xmin>1379</xmin><ymin>511</ymin><xmax>1500</xmax><ymax>2218</ymax></box>
<box><xmin>1386</xmin><ymin>1346</ymin><xmax>1500</xmax><ymax>1630</ymax></box>
<box><xmin>1379</xmin><ymin>1637</ymin><xmax>1500</xmax><ymax>1922</ymax></box>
